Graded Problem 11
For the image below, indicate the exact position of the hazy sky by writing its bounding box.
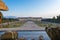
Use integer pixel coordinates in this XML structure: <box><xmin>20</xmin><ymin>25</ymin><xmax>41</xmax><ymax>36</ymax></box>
<box><xmin>2</xmin><ymin>0</ymin><xmax>60</xmax><ymax>18</ymax></box>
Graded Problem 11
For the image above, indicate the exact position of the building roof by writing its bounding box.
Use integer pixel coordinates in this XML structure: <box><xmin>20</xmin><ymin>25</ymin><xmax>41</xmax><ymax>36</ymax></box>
<box><xmin>0</xmin><ymin>0</ymin><xmax>8</xmax><ymax>11</ymax></box>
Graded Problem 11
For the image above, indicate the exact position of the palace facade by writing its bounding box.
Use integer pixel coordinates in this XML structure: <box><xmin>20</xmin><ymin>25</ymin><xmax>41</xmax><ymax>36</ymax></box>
<box><xmin>18</xmin><ymin>17</ymin><xmax>42</xmax><ymax>21</ymax></box>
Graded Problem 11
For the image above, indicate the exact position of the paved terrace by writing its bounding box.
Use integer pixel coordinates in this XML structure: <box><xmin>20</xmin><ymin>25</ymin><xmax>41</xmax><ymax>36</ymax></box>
<box><xmin>0</xmin><ymin>21</ymin><xmax>45</xmax><ymax>32</ymax></box>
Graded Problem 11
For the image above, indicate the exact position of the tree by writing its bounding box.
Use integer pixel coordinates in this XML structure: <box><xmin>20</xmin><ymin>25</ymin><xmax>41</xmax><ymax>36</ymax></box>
<box><xmin>56</xmin><ymin>15</ymin><xmax>60</xmax><ymax>23</ymax></box>
<box><xmin>57</xmin><ymin>15</ymin><xmax>60</xmax><ymax>20</ymax></box>
<box><xmin>52</xmin><ymin>16</ymin><xmax>56</xmax><ymax>19</ymax></box>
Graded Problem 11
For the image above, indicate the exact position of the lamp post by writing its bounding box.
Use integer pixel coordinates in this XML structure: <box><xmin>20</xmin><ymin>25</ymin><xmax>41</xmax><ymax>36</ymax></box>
<box><xmin>0</xmin><ymin>0</ymin><xmax>8</xmax><ymax>27</ymax></box>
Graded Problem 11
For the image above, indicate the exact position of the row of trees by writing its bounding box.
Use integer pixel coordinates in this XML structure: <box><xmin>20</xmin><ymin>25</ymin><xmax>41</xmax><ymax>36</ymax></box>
<box><xmin>42</xmin><ymin>15</ymin><xmax>60</xmax><ymax>23</ymax></box>
<box><xmin>2</xmin><ymin>18</ymin><xmax>19</xmax><ymax>23</ymax></box>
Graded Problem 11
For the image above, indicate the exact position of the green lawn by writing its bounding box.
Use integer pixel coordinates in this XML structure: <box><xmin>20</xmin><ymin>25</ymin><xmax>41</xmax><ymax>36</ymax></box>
<box><xmin>34</xmin><ymin>21</ymin><xmax>57</xmax><ymax>27</ymax></box>
<box><xmin>0</xmin><ymin>21</ymin><xmax>26</xmax><ymax>28</ymax></box>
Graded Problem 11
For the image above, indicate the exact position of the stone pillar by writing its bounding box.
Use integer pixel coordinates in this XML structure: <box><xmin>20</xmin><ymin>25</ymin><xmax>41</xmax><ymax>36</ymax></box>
<box><xmin>0</xmin><ymin>12</ymin><xmax>2</xmax><ymax>24</ymax></box>
<box><xmin>0</xmin><ymin>12</ymin><xmax>2</xmax><ymax>28</ymax></box>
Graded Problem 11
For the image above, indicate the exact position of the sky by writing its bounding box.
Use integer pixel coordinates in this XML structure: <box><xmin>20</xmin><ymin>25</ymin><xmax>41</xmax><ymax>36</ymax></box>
<box><xmin>2</xmin><ymin>0</ymin><xmax>60</xmax><ymax>18</ymax></box>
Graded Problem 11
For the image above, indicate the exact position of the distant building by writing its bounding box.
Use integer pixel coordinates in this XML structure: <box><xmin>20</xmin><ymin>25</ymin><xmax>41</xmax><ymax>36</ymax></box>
<box><xmin>18</xmin><ymin>17</ymin><xmax>42</xmax><ymax>21</ymax></box>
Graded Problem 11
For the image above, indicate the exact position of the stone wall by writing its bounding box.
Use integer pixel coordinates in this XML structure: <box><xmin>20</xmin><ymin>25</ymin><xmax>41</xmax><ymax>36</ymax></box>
<box><xmin>45</xmin><ymin>27</ymin><xmax>60</xmax><ymax>40</ymax></box>
<box><xmin>1</xmin><ymin>31</ymin><xmax>18</xmax><ymax>40</ymax></box>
